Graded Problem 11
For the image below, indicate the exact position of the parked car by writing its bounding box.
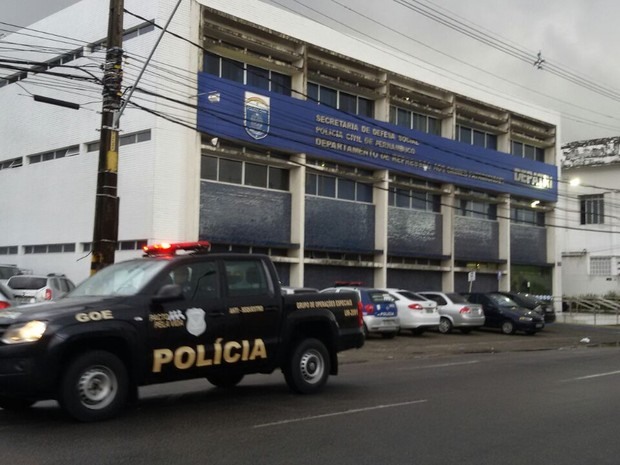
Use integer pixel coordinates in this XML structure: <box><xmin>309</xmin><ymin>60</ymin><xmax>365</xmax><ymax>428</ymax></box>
<box><xmin>384</xmin><ymin>288</ymin><xmax>439</xmax><ymax>335</ymax></box>
<box><xmin>463</xmin><ymin>292</ymin><xmax>545</xmax><ymax>335</ymax></box>
<box><xmin>0</xmin><ymin>264</ymin><xmax>22</xmax><ymax>286</ymax></box>
<box><xmin>496</xmin><ymin>291</ymin><xmax>556</xmax><ymax>323</ymax></box>
<box><xmin>321</xmin><ymin>287</ymin><xmax>399</xmax><ymax>338</ymax></box>
<box><xmin>417</xmin><ymin>291</ymin><xmax>486</xmax><ymax>334</ymax></box>
<box><xmin>0</xmin><ymin>282</ymin><xmax>17</xmax><ymax>310</ymax></box>
<box><xmin>6</xmin><ymin>273</ymin><xmax>75</xmax><ymax>305</ymax></box>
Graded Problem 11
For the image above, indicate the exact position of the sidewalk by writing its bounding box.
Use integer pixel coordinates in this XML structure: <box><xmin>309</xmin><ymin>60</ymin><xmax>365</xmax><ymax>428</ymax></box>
<box><xmin>556</xmin><ymin>311</ymin><xmax>620</xmax><ymax>326</ymax></box>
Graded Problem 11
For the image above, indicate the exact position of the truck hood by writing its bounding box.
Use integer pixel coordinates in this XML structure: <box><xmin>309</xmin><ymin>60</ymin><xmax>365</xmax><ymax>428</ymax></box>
<box><xmin>0</xmin><ymin>297</ymin><xmax>127</xmax><ymax>324</ymax></box>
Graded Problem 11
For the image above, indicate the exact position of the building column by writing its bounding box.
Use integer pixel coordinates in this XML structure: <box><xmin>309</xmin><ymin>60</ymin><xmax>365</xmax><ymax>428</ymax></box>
<box><xmin>374</xmin><ymin>169</ymin><xmax>389</xmax><ymax>287</ymax></box>
<box><xmin>441</xmin><ymin>184</ymin><xmax>455</xmax><ymax>291</ymax></box>
<box><xmin>497</xmin><ymin>194</ymin><xmax>511</xmax><ymax>291</ymax></box>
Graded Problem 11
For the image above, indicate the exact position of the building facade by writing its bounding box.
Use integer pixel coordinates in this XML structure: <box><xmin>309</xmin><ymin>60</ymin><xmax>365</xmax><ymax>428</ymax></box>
<box><xmin>0</xmin><ymin>0</ymin><xmax>561</xmax><ymax>300</ymax></box>
<box><xmin>560</xmin><ymin>138</ymin><xmax>620</xmax><ymax>297</ymax></box>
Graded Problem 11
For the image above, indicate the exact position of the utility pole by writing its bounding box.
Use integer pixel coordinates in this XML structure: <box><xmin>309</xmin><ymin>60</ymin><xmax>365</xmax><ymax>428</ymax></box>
<box><xmin>91</xmin><ymin>0</ymin><xmax>124</xmax><ymax>275</ymax></box>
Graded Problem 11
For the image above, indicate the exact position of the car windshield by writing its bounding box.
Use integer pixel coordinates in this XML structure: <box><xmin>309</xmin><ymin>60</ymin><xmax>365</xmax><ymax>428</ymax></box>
<box><xmin>446</xmin><ymin>293</ymin><xmax>468</xmax><ymax>303</ymax></box>
<box><xmin>0</xmin><ymin>267</ymin><xmax>20</xmax><ymax>280</ymax></box>
<box><xmin>488</xmin><ymin>294</ymin><xmax>518</xmax><ymax>307</ymax></box>
<box><xmin>69</xmin><ymin>259</ymin><xmax>169</xmax><ymax>297</ymax></box>
<box><xmin>8</xmin><ymin>276</ymin><xmax>47</xmax><ymax>290</ymax></box>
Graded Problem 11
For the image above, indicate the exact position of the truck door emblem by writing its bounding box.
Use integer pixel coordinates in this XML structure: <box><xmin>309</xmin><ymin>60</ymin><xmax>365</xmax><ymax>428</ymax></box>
<box><xmin>185</xmin><ymin>308</ymin><xmax>206</xmax><ymax>336</ymax></box>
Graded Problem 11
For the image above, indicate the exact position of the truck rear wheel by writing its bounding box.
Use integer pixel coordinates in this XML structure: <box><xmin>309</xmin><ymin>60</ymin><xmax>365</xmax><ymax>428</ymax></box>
<box><xmin>284</xmin><ymin>338</ymin><xmax>330</xmax><ymax>394</ymax></box>
<box><xmin>58</xmin><ymin>350</ymin><xmax>130</xmax><ymax>422</ymax></box>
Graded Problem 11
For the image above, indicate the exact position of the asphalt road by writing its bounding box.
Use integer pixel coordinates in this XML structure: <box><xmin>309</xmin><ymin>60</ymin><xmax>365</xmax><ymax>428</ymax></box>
<box><xmin>3</xmin><ymin>323</ymin><xmax>620</xmax><ymax>465</ymax></box>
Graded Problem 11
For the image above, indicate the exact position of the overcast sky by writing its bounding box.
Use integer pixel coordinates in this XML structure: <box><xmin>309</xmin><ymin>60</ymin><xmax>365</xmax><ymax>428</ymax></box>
<box><xmin>3</xmin><ymin>0</ymin><xmax>620</xmax><ymax>144</ymax></box>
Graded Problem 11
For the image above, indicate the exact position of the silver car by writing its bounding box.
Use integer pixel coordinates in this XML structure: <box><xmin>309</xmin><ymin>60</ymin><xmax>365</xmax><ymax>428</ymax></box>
<box><xmin>7</xmin><ymin>273</ymin><xmax>75</xmax><ymax>304</ymax></box>
<box><xmin>417</xmin><ymin>291</ymin><xmax>485</xmax><ymax>334</ymax></box>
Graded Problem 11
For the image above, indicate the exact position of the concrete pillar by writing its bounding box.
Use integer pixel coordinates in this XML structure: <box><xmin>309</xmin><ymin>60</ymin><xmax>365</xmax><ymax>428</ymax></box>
<box><xmin>441</xmin><ymin>184</ymin><xmax>455</xmax><ymax>291</ymax></box>
<box><xmin>374</xmin><ymin>169</ymin><xmax>389</xmax><ymax>287</ymax></box>
<box><xmin>497</xmin><ymin>194</ymin><xmax>511</xmax><ymax>291</ymax></box>
<box><xmin>289</xmin><ymin>153</ymin><xmax>306</xmax><ymax>287</ymax></box>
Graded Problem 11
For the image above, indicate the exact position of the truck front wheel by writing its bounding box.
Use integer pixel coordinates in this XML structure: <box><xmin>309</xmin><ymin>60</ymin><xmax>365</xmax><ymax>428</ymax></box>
<box><xmin>58</xmin><ymin>350</ymin><xmax>130</xmax><ymax>422</ymax></box>
<box><xmin>284</xmin><ymin>338</ymin><xmax>330</xmax><ymax>394</ymax></box>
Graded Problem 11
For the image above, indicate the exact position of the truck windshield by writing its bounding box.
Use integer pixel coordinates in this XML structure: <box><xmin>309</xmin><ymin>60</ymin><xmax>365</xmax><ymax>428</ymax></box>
<box><xmin>69</xmin><ymin>260</ymin><xmax>169</xmax><ymax>297</ymax></box>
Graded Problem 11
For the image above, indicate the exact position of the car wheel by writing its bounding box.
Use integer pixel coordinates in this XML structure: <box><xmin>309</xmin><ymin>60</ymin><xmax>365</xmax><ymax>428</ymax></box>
<box><xmin>459</xmin><ymin>328</ymin><xmax>473</xmax><ymax>334</ymax></box>
<box><xmin>58</xmin><ymin>350</ymin><xmax>130</xmax><ymax>422</ymax></box>
<box><xmin>501</xmin><ymin>320</ymin><xmax>516</xmax><ymax>335</ymax></box>
<box><xmin>0</xmin><ymin>395</ymin><xmax>35</xmax><ymax>411</ymax></box>
<box><xmin>438</xmin><ymin>317</ymin><xmax>452</xmax><ymax>334</ymax></box>
<box><xmin>363</xmin><ymin>323</ymin><xmax>369</xmax><ymax>338</ymax></box>
<box><xmin>284</xmin><ymin>338</ymin><xmax>330</xmax><ymax>394</ymax></box>
<box><xmin>382</xmin><ymin>331</ymin><xmax>398</xmax><ymax>339</ymax></box>
<box><xmin>206</xmin><ymin>373</ymin><xmax>244</xmax><ymax>388</ymax></box>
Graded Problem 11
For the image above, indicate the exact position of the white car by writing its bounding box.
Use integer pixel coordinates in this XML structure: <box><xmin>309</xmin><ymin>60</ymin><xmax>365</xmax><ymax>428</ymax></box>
<box><xmin>384</xmin><ymin>288</ymin><xmax>439</xmax><ymax>335</ymax></box>
<box><xmin>417</xmin><ymin>291</ymin><xmax>485</xmax><ymax>334</ymax></box>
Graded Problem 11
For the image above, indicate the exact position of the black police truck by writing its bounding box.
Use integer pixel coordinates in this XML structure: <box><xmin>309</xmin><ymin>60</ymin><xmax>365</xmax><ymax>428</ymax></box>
<box><xmin>0</xmin><ymin>242</ymin><xmax>364</xmax><ymax>421</ymax></box>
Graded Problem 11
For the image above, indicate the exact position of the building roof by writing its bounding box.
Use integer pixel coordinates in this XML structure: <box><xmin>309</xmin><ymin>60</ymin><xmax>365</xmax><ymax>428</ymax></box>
<box><xmin>562</xmin><ymin>136</ymin><xmax>620</xmax><ymax>169</ymax></box>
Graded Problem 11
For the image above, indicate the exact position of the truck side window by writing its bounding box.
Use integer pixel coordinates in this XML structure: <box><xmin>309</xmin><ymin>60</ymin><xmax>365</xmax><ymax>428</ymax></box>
<box><xmin>169</xmin><ymin>261</ymin><xmax>219</xmax><ymax>300</ymax></box>
<box><xmin>224</xmin><ymin>260</ymin><xmax>268</xmax><ymax>297</ymax></box>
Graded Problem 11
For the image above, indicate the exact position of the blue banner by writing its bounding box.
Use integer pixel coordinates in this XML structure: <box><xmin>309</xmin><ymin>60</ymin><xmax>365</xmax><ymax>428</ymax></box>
<box><xmin>197</xmin><ymin>74</ymin><xmax>557</xmax><ymax>202</ymax></box>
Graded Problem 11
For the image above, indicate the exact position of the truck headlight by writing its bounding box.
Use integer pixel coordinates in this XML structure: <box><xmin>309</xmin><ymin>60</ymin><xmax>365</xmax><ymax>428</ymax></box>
<box><xmin>1</xmin><ymin>321</ymin><xmax>47</xmax><ymax>344</ymax></box>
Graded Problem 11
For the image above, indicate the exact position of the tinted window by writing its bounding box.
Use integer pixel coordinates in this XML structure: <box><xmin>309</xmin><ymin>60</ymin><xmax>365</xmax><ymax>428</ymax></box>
<box><xmin>245</xmin><ymin>163</ymin><xmax>268</xmax><ymax>187</ymax></box>
<box><xmin>224</xmin><ymin>260</ymin><xmax>269</xmax><ymax>297</ymax></box>
<box><xmin>219</xmin><ymin>158</ymin><xmax>242</xmax><ymax>184</ymax></box>
<box><xmin>8</xmin><ymin>277</ymin><xmax>48</xmax><ymax>290</ymax></box>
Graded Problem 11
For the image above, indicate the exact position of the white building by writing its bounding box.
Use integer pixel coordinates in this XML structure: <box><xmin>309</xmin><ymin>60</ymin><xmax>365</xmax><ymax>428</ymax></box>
<box><xmin>560</xmin><ymin>137</ymin><xmax>620</xmax><ymax>297</ymax></box>
<box><xmin>0</xmin><ymin>0</ymin><xmax>562</xmax><ymax>302</ymax></box>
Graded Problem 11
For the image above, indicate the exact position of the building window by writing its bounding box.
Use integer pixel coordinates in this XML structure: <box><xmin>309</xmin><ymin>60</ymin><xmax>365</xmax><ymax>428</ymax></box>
<box><xmin>590</xmin><ymin>257</ymin><xmax>612</xmax><ymax>276</ymax></box>
<box><xmin>29</xmin><ymin>145</ymin><xmax>79</xmax><ymax>165</ymax></box>
<box><xmin>0</xmin><ymin>246</ymin><xmax>18</xmax><ymax>255</ymax></box>
<box><xmin>201</xmin><ymin>155</ymin><xmax>289</xmax><ymax>191</ymax></box>
<box><xmin>512</xmin><ymin>141</ymin><xmax>545</xmax><ymax>162</ymax></box>
<box><xmin>458</xmin><ymin>199</ymin><xmax>497</xmax><ymax>220</ymax></box>
<box><xmin>390</xmin><ymin>106</ymin><xmax>441</xmax><ymax>136</ymax></box>
<box><xmin>308</xmin><ymin>82</ymin><xmax>374</xmax><ymax>117</ymax></box>
<box><xmin>204</xmin><ymin>52</ymin><xmax>292</xmax><ymax>95</ymax></box>
<box><xmin>457</xmin><ymin>125</ymin><xmax>497</xmax><ymax>150</ymax></box>
<box><xmin>0</xmin><ymin>157</ymin><xmax>23</xmax><ymax>170</ymax></box>
<box><xmin>388</xmin><ymin>188</ymin><xmax>440</xmax><ymax>212</ymax></box>
<box><xmin>511</xmin><ymin>207</ymin><xmax>545</xmax><ymax>226</ymax></box>
<box><xmin>580</xmin><ymin>194</ymin><xmax>604</xmax><ymax>225</ymax></box>
<box><xmin>119</xmin><ymin>130</ymin><xmax>151</xmax><ymax>146</ymax></box>
<box><xmin>305</xmin><ymin>172</ymin><xmax>373</xmax><ymax>203</ymax></box>
<box><xmin>24</xmin><ymin>243</ymin><xmax>75</xmax><ymax>254</ymax></box>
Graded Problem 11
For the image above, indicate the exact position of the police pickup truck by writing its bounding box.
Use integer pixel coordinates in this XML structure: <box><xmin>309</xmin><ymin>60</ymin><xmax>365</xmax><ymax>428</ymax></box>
<box><xmin>0</xmin><ymin>242</ymin><xmax>364</xmax><ymax>421</ymax></box>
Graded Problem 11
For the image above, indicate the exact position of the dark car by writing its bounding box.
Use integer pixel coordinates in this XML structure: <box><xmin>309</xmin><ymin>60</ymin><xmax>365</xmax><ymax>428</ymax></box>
<box><xmin>463</xmin><ymin>292</ymin><xmax>545</xmax><ymax>335</ymax></box>
<box><xmin>496</xmin><ymin>292</ymin><xmax>556</xmax><ymax>323</ymax></box>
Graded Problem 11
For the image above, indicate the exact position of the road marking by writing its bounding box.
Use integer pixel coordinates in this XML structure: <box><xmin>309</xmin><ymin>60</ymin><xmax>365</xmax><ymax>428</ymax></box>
<box><xmin>253</xmin><ymin>400</ymin><xmax>427</xmax><ymax>429</ymax></box>
<box><xmin>400</xmin><ymin>360</ymin><xmax>480</xmax><ymax>370</ymax></box>
<box><xmin>566</xmin><ymin>370</ymin><xmax>620</xmax><ymax>381</ymax></box>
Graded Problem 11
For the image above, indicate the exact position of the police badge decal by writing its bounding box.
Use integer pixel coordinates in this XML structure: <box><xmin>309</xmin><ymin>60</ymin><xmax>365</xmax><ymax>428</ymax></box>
<box><xmin>244</xmin><ymin>91</ymin><xmax>270</xmax><ymax>140</ymax></box>
<box><xmin>185</xmin><ymin>308</ymin><xmax>207</xmax><ymax>336</ymax></box>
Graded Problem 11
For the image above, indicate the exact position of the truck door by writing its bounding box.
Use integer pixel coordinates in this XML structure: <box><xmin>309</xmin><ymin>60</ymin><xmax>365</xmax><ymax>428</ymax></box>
<box><xmin>221</xmin><ymin>257</ymin><xmax>281</xmax><ymax>370</ymax></box>
<box><xmin>147</xmin><ymin>259</ymin><xmax>229</xmax><ymax>382</ymax></box>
